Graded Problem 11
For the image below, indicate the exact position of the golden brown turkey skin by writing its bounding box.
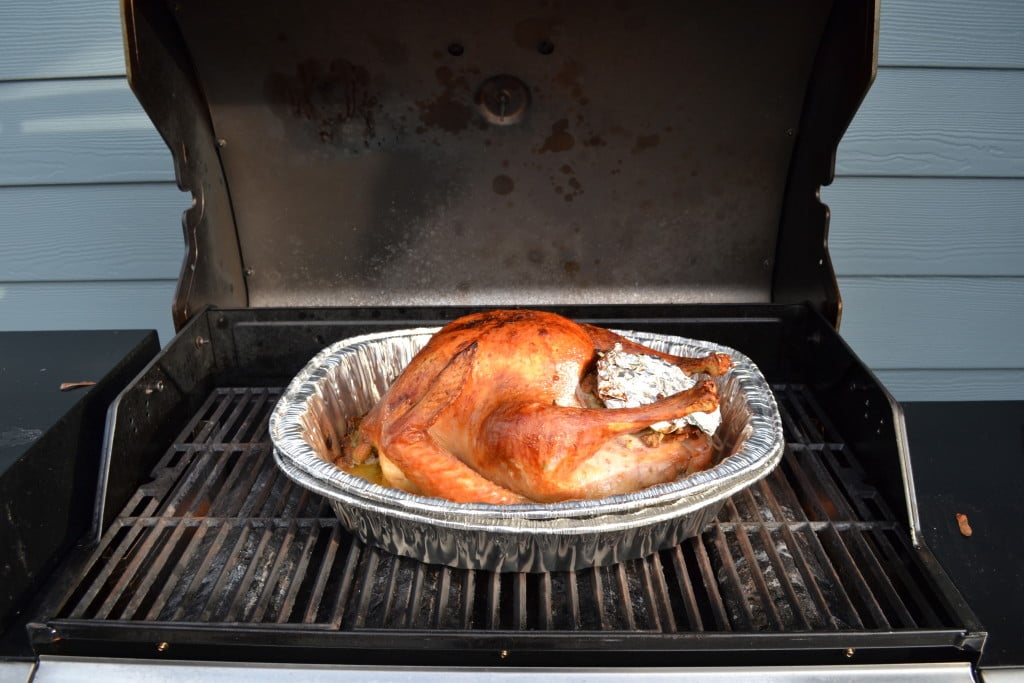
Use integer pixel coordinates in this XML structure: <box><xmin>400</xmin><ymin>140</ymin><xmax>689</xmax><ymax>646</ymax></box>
<box><xmin>354</xmin><ymin>310</ymin><xmax>731</xmax><ymax>504</ymax></box>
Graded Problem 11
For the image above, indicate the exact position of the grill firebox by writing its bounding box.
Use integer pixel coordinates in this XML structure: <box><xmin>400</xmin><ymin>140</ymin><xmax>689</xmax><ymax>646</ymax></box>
<box><xmin>17</xmin><ymin>304</ymin><xmax>976</xmax><ymax>671</ymax></box>
<box><xmin>58</xmin><ymin>386</ymin><xmax>955</xmax><ymax>633</ymax></box>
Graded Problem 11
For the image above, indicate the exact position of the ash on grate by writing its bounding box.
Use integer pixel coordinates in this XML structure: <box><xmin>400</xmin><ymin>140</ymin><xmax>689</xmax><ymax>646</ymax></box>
<box><xmin>712</xmin><ymin>528</ymin><xmax>847</xmax><ymax>631</ymax></box>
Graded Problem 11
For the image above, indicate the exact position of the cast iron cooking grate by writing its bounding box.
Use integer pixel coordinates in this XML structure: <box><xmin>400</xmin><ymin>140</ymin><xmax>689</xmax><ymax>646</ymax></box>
<box><xmin>52</xmin><ymin>385</ymin><xmax>959</xmax><ymax>633</ymax></box>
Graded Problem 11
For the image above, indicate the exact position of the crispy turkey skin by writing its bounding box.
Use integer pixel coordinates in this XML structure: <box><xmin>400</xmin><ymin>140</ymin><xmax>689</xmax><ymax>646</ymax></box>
<box><xmin>352</xmin><ymin>310</ymin><xmax>732</xmax><ymax>504</ymax></box>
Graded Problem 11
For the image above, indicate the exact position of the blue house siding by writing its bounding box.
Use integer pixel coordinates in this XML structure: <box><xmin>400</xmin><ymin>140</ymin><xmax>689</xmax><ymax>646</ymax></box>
<box><xmin>823</xmin><ymin>2</ymin><xmax>1024</xmax><ymax>400</ymax></box>
<box><xmin>0</xmin><ymin>1</ymin><xmax>181</xmax><ymax>342</ymax></box>
<box><xmin>1</xmin><ymin>1</ymin><xmax>1022</xmax><ymax>400</ymax></box>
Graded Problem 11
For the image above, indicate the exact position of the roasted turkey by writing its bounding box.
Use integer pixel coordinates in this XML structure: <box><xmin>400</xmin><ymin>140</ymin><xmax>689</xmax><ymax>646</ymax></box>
<box><xmin>346</xmin><ymin>310</ymin><xmax>732</xmax><ymax>504</ymax></box>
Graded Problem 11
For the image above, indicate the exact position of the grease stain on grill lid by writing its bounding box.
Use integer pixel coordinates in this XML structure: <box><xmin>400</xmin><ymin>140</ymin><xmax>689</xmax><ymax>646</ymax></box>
<box><xmin>538</xmin><ymin>119</ymin><xmax>575</xmax><ymax>153</ymax></box>
<box><xmin>492</xmin><ymin>175</ymin><xmax>515</xmax><ymax>195</ymax></box>
<box><xmin>265</xmin><ymin>58</ymin><xmax>380</xmax><ymax>149</ymax></box>
<box><xmin>416</xmin><ymin>66</ymin><xmax>474</xmax><ymax>134</ymax></box>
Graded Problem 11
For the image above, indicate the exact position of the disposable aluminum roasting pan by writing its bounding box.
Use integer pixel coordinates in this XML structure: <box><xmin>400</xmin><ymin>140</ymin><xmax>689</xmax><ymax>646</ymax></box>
<box><xmin>270</xmin><ymin>326</ymin><xmax>783</xmax><ymax>572</ymax></box>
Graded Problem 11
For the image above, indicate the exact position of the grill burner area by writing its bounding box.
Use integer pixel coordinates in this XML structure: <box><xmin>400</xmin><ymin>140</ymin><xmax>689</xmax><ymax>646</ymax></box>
<box><xmin>45</xmin><ymin>384</ymin><xmax>960</xmax><ymax>641</ymax></box>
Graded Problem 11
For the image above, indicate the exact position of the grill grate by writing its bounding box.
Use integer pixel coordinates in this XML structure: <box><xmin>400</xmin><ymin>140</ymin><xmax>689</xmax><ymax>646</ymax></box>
<box><xmin>53</xmin><ymin>385</ymin><xmax>960</xmax><ymax>633</ymax></box>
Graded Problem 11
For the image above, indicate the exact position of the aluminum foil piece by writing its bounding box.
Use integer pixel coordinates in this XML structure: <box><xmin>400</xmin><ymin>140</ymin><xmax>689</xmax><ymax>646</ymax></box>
<box><xmin>596</xmin><ymin>342</ymin><xmax>722</xmax><ymax>435</ymax></box>
<box><xmin>270</xmin><ymin>327</ymin><xmax>783</xmax><ymax>573</ymax></box>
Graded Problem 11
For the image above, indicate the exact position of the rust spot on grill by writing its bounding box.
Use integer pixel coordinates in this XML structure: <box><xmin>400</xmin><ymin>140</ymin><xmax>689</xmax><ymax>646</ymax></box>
<box><xmin>416</xmin><ymin>66</ymin><xmax>474</xmax><ymax>134</ymax></box>
<box><xmin>554</xmin><ymin>165</ymin><xmax>583</xmax><ymax>201</ymax></box>
<box><xmin>554</xmin><ymin>60</ymin><xmax>586</xmax><ymax>104</ymax></box>
<box><xmin>265</xmin><ymin>58</ymin><xmax>379</xmax><ymax>148</ymax></box>
<box><xmin>538</xmin><ymin>119</ymin><xmax>575</xmax><ymax>153</ymax></box>
<box><xmin>492</xmin><ymin>175</ymin><xmax>515</xmax><ymax>195</ymax></box>
<box><xmin>632</xmin><ymin>134</ymin><xmax>661</xmax><ymax>153</ymax></box>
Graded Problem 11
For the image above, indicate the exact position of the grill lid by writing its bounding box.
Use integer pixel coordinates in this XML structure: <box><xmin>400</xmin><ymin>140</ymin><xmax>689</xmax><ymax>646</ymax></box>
<box><xmin>122</xmin><ymin>0</ymin><xmax>877</xmax><ymax>330</ymax></box>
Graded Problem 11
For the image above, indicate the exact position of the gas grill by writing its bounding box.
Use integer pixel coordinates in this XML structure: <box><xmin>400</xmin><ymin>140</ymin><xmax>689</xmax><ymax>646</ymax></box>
<box><xmin>0</xmin><ymin>0</ymin><xmax>994</xmax><ymax>679</ymax></box>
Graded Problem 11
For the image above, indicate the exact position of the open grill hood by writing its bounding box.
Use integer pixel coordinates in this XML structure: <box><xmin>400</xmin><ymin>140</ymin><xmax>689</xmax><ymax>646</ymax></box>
<box><xmin>122</xmin><ymin>0</ymin><xmax>876</xmax><ymax>330</ymax></box>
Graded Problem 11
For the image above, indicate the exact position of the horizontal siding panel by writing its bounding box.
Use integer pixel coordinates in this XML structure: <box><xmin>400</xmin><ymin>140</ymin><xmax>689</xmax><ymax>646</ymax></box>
<box><xmin>4</xmin><ymin>1</ymin><xmax>1022</xmax><ymax>77</ymax></box>
<box><xmin>834</xmin><ymin>67</ymin><xmax>1024</xmax><ymax>178</ymax></box>
<box><xmin>5</xmin><ymin>1</ymin><xmax>1023</xmax><ymax>77</ymax></box>
<box><xmin>0</xmin><ymin>2</ymin><xmax>125</xmax><ymax>81</ymax></box>
<box><xmin>878</xmin><ymin>369</ymin><xmax>1024</xmax><ymax>402</ymax></box>
<box><xmin>838</xmin><ymin>276</ymin><xmax>1024</xmax><ymax>370</ymax></box>
<box><xmin>879</xmin><ymin>0</ymin><xmax>1024</xmax><ymax>69</ymax></box>
<box><xmin>823</xmin><ymin>177</ymin><xmax>1024</xmax><ymax>276</ymax></box>
<box><xmin>0</xmin><ymin>280</ymin><xmax>177</xmax><ymax>345</ymax></box>
<box><xmin>0</xmin><ymin>183</ymin><xmax>185</xmax><ymax>281</ymax></box>
<box><xmin>0</xmin><ymin>78</ymin><xmax>174</xmax><ymax>186</ymax></box>
<box><xmin>4</xmin><ymin>67</ymin><xmax>1020</xmax><ymax>187</ymax></box>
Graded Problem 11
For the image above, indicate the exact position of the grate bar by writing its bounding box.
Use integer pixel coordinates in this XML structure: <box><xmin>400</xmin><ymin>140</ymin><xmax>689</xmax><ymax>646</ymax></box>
<box><xmin>784</xmin><ymin>388</ymin><xmax>829</xmax><ymax>444</ymax></box>
<box><xmin>484</xmin><ymin>571</ymin><xmax>501</xmax><ymax>630</ymax></box>
<box><xmin>67</xmin><ymin>515</ymin><xmax>154</xmax><ymax>619</ymax></box>
<box><xmin>187</xmin><ymin>389</ymin><xmax>239</xmax><ymax>447</ymax></box>
<box><xmin>144</xmin><ymin>522</ymin><xmax>212</xmax><ymax>621</ymax></box>
<box><xmin>170</xmin><ymin>522</ymin><xmax>234</xmax><ymax>621</ymax></box>
<box><xmin>274</xmin><ymin>522</ymin><xmax>323</xmax><ymax>623</ymax></box>
<box><xmin>327</xmin><ymin>536</ymin><xmax>362</xmax><ymax>629</ymax></box>
<box><xmin>869</xmin><ymin>528</ymin><xmax>945</xmax><ymax>628</ymax></box>
<box><xmin>171</xmin><ymin>391</ymin><xmax>224</xmax><ymax>450</ymax></box>
<box><xmin>792</xmin><ymin>449</ymin><xmax>861</xmax><ymax>521</ymax></box>
<box><xmin>666</xmin><ymin>545</ymin><xmax>703</xmax><ymax>631</ymax></box>
<box><xmin>536</xmin><ymin>572</ymin><xmax>553</xmax><ymax>630</ymax></box>
<box><xmin>646</xmin><ymin>553</ymin><xmax>675</xmax><ymax>632</ymax></box>
<box><xmin>380</xmin><ymin>554</ymin><xmax>404</xmax><ymax>627</ymax></box>
<box><xmin>614</xmin><ymin>564</ymin><xmax>636</xmax><ymax>630</ymax></box>
<box><xmin>565</xmin><ymin>571</ymin><xmax>581</xmax><ymax>630</ymax></box>
<box><xmin>818</xmin><ymin>525</ymin><xmax>891</xmax><ymax>629</ymax></box>
<box><xmin>90</xmin><ymin>521</ymin><xmax>168</xmax><ymax>620</ymax></box>
<box><xmin>229</xmin><ymin>389</ymin><xmax>272</xmax><ymax>445</ymax></box>
<box><xmin>237</xmin><ymin>451</ymin><xmax>285</xmax><ymax>517</ymax></box>
<box><xmin>248</xmin><ymin>521</ymin><xmax>301</xmax><ymax>622</ymax></box>
<box><xmin>779</xmin><ymin>448</ymin><xmax>832</xmax><ymax>522</ymax></box>
<box><xmin>792</xmin><ymin>386</ymin><xmax>844</xmax><ymax>446</ymax></box>
<box><xmin>196</xmin><ymin>524</ymin><xmax>256</xmax><ymax>621</ymax></box>
<box><xmin>762</xmin><ymin>461</ymin><xmax>810</xmax><ymax>523</ymax></box>
<box><xmin>210</xmin><ymin>390</ymin><xmax>254</xmax><ymax>444</ymax></box>
<box><xmin>207</xmin><ymin>445</ymin><xmax>272</xmax><ymax>517</ymax></box>
<box><xmin>350</xmin><ymin>547</ymin><xmax>382</xmax><ymax>629</ymax></box>
<box><xmin>730</xmin><ymin>522</ymin><xmax>785</xmax><ymax>629</ymax></box>
<box><xmin>118</xmin><ymin>521</ymin><xmax>191</xmax><ymax>620</ymax></box>
<box><xmin>301</xmin><ymin>524</ymin><xmax>343</xmax><ymax>624</ymax></box>
<box><xmin>431</xmin><ymin>568</ymin><xmax>451</xmax><ymax>629</ymax></box>
<box><xmin>775</xmin><ymin>396</ymin><xmax>809</xmax><ymax>445</ymax></box>
<box><xmin>512</xmin><ymin>573</ymin><xmax>528</xmax><ymax>630</ymax></box>
<box><xmin>224</xmin><ymin>523</ymin><xmax>284</xmax><ymax>621</ymax></box>
<box><xmin>709</xmin><ymin>523</ymin><xmax>755</xmax><ymax>629</ymax></box>
<box><xmin>691</xmin><ymin>534</ymin><xmax>732</xmax><ymax>630</ymax></box>
<box><xmin>771</xmin><ymin>524</ymin><xmax>838</xmax><ymax>628</ymax></box>
<box><xmin>460</xmin><ymin>569</ymin><xmax>476</xmax><ymax>629</ymax></box>
<box><xmin>842</xmin><ymin>527</ymin><xmax>918</xmax><ymax>628</ymax></box>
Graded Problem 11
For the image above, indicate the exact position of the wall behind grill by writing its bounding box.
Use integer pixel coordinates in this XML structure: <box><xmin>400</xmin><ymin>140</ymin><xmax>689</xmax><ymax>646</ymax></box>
<box><xmin>0</xmin><ymin>0</ymin><xmax>1021</xmax><ymax>401</ymax></box>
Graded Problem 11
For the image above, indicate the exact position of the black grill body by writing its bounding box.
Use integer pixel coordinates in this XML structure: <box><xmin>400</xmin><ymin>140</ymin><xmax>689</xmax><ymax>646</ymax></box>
<box><xmin>15</xmin><ymin>305</ymin><xmax>983</xmax><ymax>667</ymax></box>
